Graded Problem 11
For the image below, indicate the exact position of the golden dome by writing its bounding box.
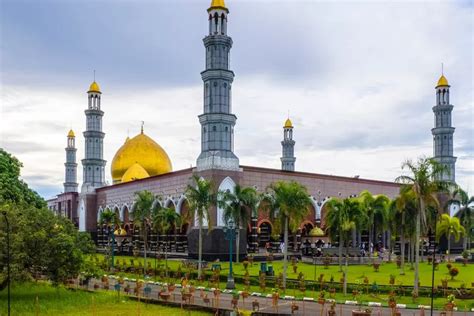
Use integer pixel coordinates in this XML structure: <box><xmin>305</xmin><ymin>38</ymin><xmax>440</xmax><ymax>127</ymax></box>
<box><xmin>67</xmin><ymin>129</ymin><xmax>75</xmax><ymax>138</ymax></box>
<box><xmin>111</xmin><ymin>131</ymin><xmax>172</xmax><ymax>184</ymax></box>
<box><xmin>114</xmin><ymin>228</ymin><xmax>127</xmax><ymax>236</ymax></box>
<box><xmin>121</xmin><ymin>163</ymin><xmax>150</xmax><ymax>183</ymax></box>
<box><xmin>436</xmin><ymin>75</ymin><xmax>449</xmax><ymax>87</ymax></box>
<box><xmin>88</xmin><ymin>81</ymin><xmax>101</xmax><ymax>93</ymax></box>
<box><xmin>284</xmin><ymin>118</ymin><xmax>293</xmax><ymax>128</ymax></box>
<box><xmin>309</xmin><ymin>227</ymin><xmax>325</xmax><ymax>237</ymax></box>
<box><xmin>209</xmin><ymin>0</ymin><xmax>227</xmax><ymax>10</ymax></box>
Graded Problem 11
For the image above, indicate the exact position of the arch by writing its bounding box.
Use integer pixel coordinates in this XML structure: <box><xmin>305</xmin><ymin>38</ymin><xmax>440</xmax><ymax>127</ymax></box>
<box><xmin>300</xmin><ymin>221</ymin><xmax>314</xmax><ymax>237</ymax></box>
<box><xmin>97</xmin><ymin>206</ymin><xmax>104</xmax><ymax>222</ymax></box>
<box><xmin>217</xmin><ymin>176</ymin><xmax>236</xmax><ymax>227</ymax></box>
<box><xmin>176</xmin><ymin>195</ymin><xmax>188</xmax><ymax>215</ymax></box>
<box><xmin>151</xmin><ymin>199</ymin><xmax>162</xmax><ymax>210</ymax></box>
<box><xmin>163</xmin><ymin>198</ymin><xmax>176</xmax><ymax>211</ymax></box>
<box><xmin>121</xmin><ymin>204</ymin><xmax>130</xmax><ymax>223</ymax></box>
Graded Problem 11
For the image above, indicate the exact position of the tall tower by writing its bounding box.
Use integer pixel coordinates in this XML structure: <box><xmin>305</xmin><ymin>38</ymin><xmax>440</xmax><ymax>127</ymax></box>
<box><xmin>81</xmin><ymin>81</ymin><xmax>106</xmax><ymax>189</ymax></box>
<box><xmin>281</xmin><ymin>118</ymin><xmax>296</xmax><ymax>171</ymax></box>
<box><xmin>432</xmin><ymin>74</ymin><xmax>456</xmax><ymax>182</ymax></box>
<box><xmin>64</xmin><ymin>129</ymin><xmax>78</xmax><ymax>192</ymax></box>
<box><xmin>196</xmin><ymin>0</ymin><xmax>239</xmax><ymax>171</ymax></box>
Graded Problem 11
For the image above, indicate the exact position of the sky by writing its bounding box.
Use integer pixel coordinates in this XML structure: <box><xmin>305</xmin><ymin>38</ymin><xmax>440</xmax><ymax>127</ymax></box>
<box><xmin>0</xmin><ymin>0</ymin><xmax>473</xmax><ymax>200</ymax></box>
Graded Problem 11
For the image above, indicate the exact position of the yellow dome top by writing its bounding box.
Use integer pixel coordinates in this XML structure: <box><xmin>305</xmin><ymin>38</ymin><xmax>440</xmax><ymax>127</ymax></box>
<box><xmin>114</xmin><ymin>228</ymin><xmax>127</xmax><ymax>236</ymax></box>
<box><xmin>121</xmin><ymin>163</ymin><xmax>150</xmax><ymax>183</ymax></box>
<box><xmin>67</xmin><ymin>129</ymin><xmax>75</xmax><ymax>137</ymax></box>
<box><xmin>111</xmin><ymin>131</ymin><xmax>172</xmax><ymax>184</ymax></box>
<box><xmin>284</xmin><ymin>118</ymin><xmax>293</xmax><ymax>128</ymax></box>
<box><xmin>209</xmin><ymin>0</ymin><xmax>227</xmax><ymax>10</ymax></box>
<box><xmin>436</xmin><ymin>75</ymin><xmax>449</xmax><ymax>87</ymax></box>
<box><xmin>88</xmin><ymin>81</ymin><xmax>101</xmax><ymax>93</ymax></box>
<box><xmin>309</xmin><ymin>227</ymin><xmax>325</xmax><ymax>237</ymax></box>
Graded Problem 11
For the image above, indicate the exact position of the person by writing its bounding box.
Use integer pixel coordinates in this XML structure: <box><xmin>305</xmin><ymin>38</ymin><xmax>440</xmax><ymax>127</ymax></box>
<box><xmin>280</xmin><ymin>241</ymin><xmax>285</xmax><ymax>253</ymax></box>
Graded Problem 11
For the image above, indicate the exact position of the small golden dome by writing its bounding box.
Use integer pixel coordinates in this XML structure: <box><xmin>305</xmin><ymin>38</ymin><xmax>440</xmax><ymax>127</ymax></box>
<box><xmin>111</xmin><ymin>131</ymin><xmax>172</xmax><ymax>184</ymax></box>
<box><xmin>437</xmin><ymin>75</ymin><xmax>449</xmax><ymax>87</ymax></box>
<box><xmin>309</xmin><ymin>227</ymin><xmax>325</xmax><ymax>237</ymax></box>
<box><xmin>88</xmin><ymin>81</ymin><xmax>101</xmax><ymax>93</ymax></box>
<box><xmin>121</xmin><ymin>163</ymin><xmax>150</xmax><ymax>183</ymax></box>
<box><xmin>209</xmin><ymin>0</ymin><xmax>227</xmax><ymax>10</ymax></box>
<box><xmin>67</xmin><ymin>129</ymin><xmax>75</xmax><ymax>138</ymax></box>
<box><xmin>284</xmin><ymin>118</ymin><xmax>293</xmax><ymax>128</ymax></box>
<box><xmin>114</xmin><ymin>228</ymin><xmax>127</xmax><ymax>236</ymax></box>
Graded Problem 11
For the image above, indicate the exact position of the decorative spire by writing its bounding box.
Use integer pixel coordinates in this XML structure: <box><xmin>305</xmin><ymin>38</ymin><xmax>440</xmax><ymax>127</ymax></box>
<box><xmin>141</xmin><ymin>121</ymin><xmax>144</xmax><ymax>134</ymax></box>
<box><xmin>67</xmin><ymin>129</ymin><xmax>75</xmax><ymax>138</ymax></box>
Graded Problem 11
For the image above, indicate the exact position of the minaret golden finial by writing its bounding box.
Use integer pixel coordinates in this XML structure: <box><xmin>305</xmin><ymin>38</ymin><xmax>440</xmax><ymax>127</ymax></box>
<box><xmin>141</xmin><ymin>121</ymin><xmax>144</xmax><ymax>134</ymax></box>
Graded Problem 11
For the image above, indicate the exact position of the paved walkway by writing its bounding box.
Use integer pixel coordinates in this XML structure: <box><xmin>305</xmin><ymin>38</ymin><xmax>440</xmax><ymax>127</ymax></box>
<box><xmin>80</xmin><ymin>277</ymin><xmax>468</xmax><ymax>316</ymax></box>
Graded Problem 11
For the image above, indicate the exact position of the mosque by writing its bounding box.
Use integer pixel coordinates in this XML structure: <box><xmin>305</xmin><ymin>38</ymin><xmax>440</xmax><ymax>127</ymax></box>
<box><xmin>47</xmin><ymin>0</ymin><xmax>456</xmax><ymax>259</ymax></box>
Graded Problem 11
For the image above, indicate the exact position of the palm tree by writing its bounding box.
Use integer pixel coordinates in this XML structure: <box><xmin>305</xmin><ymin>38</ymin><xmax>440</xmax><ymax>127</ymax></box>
<box><xmin>132</xmin><ymin>190</ymin><xmax>155</xmax><ymax>276</ymax></box>
<box><xmin>395</xmin><ymin>157</ymin><xmax>447</xmax><ymax>295</ymax></box>
<box><xmin>447</xmin><ymin>188</ymin><xmax>474</xmax><ymax>250</ymax></box>
<box><xmin>99</xmin><ymin>208</ymin><xmax>120</xmax><ymax>269</ymax></box>
<box><xmin>99</xmin><ymin>207</ymin><xmax>120</xmax><ymax>227</ymax></box>
<box><xmin>359</xmin><ymin>190</ymin><xmax>390</xmax><ymax>256</ymax></box>
<box><xmin>436</xmin><ymin>214</ymin><xmax>465</xmax><ymax>260</ymax></box>
<box><xmin>392</xmin><ymin>185</ymin><xmax>417</xmax><ymax>275</ymax></box>
<box><xmin>218</xmin><ymin>184</ymin><xmax>259</xmax><ymax>263</ymax></box>
<box><xmin>263</xmin><ymin>181</ymin><xmax>312</xmax><ymax>289</ymax></box>
<box><xmin>185</xmin><ymin>175</ymin><xmax>214</xmax><ymax>278</ymax></box>
<box><xmin>152</xmin><ymin>206</ymin><xmax>181</xmax><ymax>276</ymax></box>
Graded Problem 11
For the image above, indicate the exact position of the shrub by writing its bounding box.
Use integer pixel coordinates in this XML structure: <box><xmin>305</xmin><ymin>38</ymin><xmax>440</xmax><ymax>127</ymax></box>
<box><xmin>449</xmin><ymin>267</ymin><xmax>459</xmax><ymax>280</ymax></box>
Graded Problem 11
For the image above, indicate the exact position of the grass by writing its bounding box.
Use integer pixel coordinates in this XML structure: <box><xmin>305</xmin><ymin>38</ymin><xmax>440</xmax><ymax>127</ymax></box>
<box><xmin>99</xmin><ymin>254</ymin><xmax>474</xmax><ymax>288</ymax></box>
<box><xmin>0</xmin><ymin>282</ymin><xmax>212</xmax><ymax>316</ymax></box>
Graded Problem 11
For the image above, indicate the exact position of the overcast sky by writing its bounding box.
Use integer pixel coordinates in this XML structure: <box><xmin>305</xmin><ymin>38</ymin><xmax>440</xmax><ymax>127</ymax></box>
<box><xmin>1</xmin><ymin>0</ymin><xmax>473</xmax><ymax>199</ymax></box>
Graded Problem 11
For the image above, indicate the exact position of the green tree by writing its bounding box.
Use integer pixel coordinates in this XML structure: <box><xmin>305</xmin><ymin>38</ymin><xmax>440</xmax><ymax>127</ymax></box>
<box><xmin>396</xmin><ymin>157</ymin><xmax>446</xmax><ymax>295</ymax></box>
<box><xmin>359</xmin><ymin>190</ymin><xmax>390</xmax><ymax>256</ymax></box>
<box><xmin>219</xmin><ymin>184</ymin><xmax>258</xmax><ymax>263</ymax></box>
<box><xmin>391</xmin><ymin>185</ymin><xmax>417</xmax><ymax>274</ymax></box>
<box><xmin>447</xmin><ymin>188</ymin><xmax>473</xmax><ymax>250</ymax></box>
<box><xmin>99</xmin><ymin>208</ymin><xmax>120</xmax><ymax>270</ymax></box>
<box><xmin>152</xmin><ymin>206</ymin><xmax>181</xmax><ymax>276</ymax></box>
<box><xmin>185</xmin><ymin>175</ymin><xmax>214</xmax><ymax>278</ymax></box>
<box><xmin>0</xmin><ymin>149</ymin><xmax>45</xmax><ymax>208</ymax></box>
<box><xmin>132</xmin><ymin>190</ymin><xmax>155</xmax><ymax>276</ymax></box>
<box><xmin>436</xmin><ymin>214</ymin><xmax>465</xmax><ymax>259</ymax></box>
<box><xmin>263</xmin><ymin>181</ymin><xmax>312</xmax><ymax>289</ymax></box>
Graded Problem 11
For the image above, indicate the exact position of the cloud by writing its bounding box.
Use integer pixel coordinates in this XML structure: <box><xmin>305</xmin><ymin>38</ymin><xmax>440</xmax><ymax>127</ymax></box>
<box><xmin>1</xmin><ymin>0</ymin><xmax>473</xmax><ymax>197</ymax></box>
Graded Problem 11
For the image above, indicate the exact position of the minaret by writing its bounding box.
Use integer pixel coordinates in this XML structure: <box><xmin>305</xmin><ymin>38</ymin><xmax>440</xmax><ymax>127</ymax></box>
<box><xmin>432</xmin><ymin>73</ymin><xmax>456</xmax><ymax>182</ymax></box>
<box><xmin>81</xmin><ymin>81</ymin><xmax>106</xmax><ymax>189</ymax></box>
<box><xmin>64</xmin><ymin>129</ymin><xmax>78</xmax><ymax>192</ymax></box>
<box><xmin>281</xmin><ymin>118</ymin><xmax>296</xmax><ymax>171</ymax></box>
<box><xmin>196</xmin><ymin>0</ymin><xmax>239</xmax><ymax>171</ymax></box>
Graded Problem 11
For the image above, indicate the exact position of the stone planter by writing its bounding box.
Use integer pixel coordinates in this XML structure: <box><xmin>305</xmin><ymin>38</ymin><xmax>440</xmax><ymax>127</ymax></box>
<box><xmin>352</xmin><ymin>310</ymin><xmax>371</xmax><ymax>316</ymax></box>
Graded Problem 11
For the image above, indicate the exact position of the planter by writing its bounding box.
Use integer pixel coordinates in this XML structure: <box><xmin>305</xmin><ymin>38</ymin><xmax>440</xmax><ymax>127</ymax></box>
<box><xmin>352</xmin><ymin>310</ymin><xmax>371</xmax><ymax>316</ymax></box>
<box><xmin>159</xmin><ymin>292</ymin><xmax>171</xmax><ymax>301</ymax></box>
<box><xmin>445</xmin><ymin>303</ymin><xmax>455</xmax><ymax>311</ymax></box>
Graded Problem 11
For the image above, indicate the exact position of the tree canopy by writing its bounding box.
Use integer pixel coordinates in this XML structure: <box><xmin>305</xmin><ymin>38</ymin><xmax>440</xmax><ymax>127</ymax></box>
<box><xmin>0</xmin><ymin>149</ymin><xmax>94</xmax><ymax>287</ymax></box>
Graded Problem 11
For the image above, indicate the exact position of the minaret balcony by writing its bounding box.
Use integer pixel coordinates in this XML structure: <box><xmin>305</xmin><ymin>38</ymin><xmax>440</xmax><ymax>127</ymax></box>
<box><xmin>432</xmin><ymin>104</ymin><xmax>453</xmax><ymax>112</ymax></box>
<box><xmin>431</xmin><ymin>127</ymin><xmax>455</xmax><ymax>135</ymax></box>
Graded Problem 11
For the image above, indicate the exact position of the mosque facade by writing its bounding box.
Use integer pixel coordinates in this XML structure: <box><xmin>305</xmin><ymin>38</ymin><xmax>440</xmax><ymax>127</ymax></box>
<box><xmin>47</xmin><ymin>0</ymin><xmax>456</xmax><ymax>259</ymax></box>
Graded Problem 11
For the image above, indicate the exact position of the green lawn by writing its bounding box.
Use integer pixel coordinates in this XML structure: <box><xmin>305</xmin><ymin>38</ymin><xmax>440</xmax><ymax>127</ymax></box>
<box><xmin>101</xmin><ymin>254</ymin><xmax>474</xmax><ymax>288</ymax></box>
<box><xmin>0</xmin><ymin>282</ymin><xmax>211</xmax><ymax>316</ymax></box>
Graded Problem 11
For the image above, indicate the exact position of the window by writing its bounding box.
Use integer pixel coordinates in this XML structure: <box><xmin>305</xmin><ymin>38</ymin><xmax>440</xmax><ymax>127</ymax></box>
<box><xmin>213</xmin><ymin>126</ymin><xmax>217</xmax><ymax>131</ymax></box>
